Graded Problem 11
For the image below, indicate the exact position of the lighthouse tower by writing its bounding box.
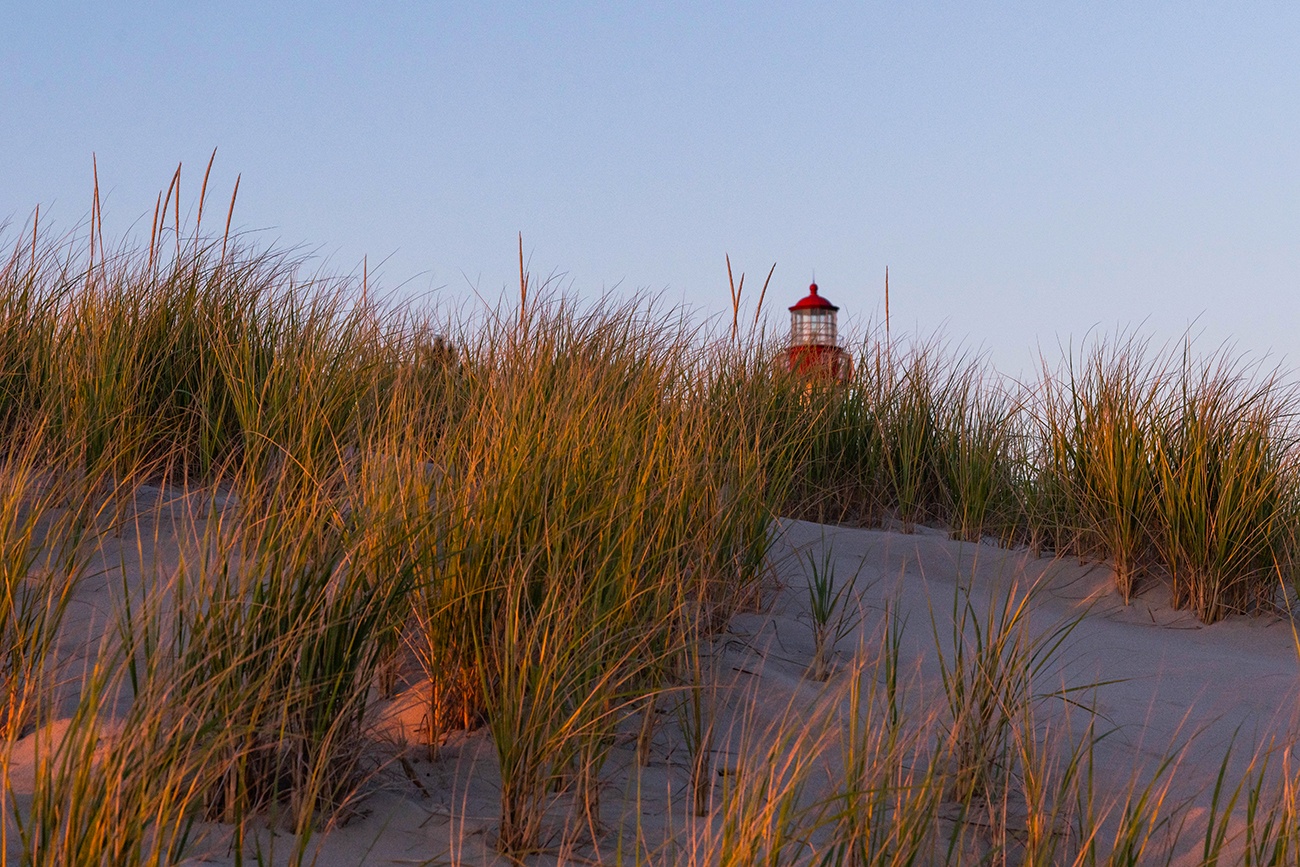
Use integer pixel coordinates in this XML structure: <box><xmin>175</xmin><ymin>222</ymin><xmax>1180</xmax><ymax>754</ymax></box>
<box><xmin>783</xmin><ymin>282</ymin><xmax>852</xmax><ymax>383</ymax></box>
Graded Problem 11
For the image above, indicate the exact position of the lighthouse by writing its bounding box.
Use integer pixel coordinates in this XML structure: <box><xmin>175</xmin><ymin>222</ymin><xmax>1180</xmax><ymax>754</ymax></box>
<box><xmin>782</xmin><ymin>282</ymin><xmax>852</xmax><ymax>383</ymax></box>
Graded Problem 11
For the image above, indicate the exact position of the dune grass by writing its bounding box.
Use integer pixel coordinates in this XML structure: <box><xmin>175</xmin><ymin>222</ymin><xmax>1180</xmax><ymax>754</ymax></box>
<box><xmin>5</xmin><ymin>174</ymin><xmax>1300</xmax><ymax>864</ymax></box>
<box><xmin>1153</xmin><ymin>348</ymin><xmax>1298</xmax><ymax>621</ymax></box>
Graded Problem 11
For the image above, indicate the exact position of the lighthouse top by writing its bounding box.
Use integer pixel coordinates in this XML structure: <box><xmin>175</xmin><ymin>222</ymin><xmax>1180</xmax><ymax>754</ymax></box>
<box><xmin>788</xmin><ymin>282</ymin><xmax>839</xmax><ymax>348</ymax></box>
<box><xmin>788</xmin><ymin>282</ymin><xmax>838</xmax><ymax>312</ymax></box>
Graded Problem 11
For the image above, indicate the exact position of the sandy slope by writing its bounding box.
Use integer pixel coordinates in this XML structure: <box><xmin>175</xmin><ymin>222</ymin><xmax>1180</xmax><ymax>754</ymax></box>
<box><xmin>5</xmin><ymin>512</ymin><xmax>1300</xmax><ymax>865</ymax></box>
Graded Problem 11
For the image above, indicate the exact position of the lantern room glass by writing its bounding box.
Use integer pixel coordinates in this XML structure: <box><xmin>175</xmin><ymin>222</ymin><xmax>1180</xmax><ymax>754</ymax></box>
<box><xmin>791</xmin><ymin>308</ymin><xmax>837</xmax><ymax>346</ymax></box>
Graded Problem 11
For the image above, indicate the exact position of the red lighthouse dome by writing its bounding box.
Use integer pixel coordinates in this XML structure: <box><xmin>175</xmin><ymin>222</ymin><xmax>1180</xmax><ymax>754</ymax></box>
<box><xmin>789</xmin><ymin>282</ymin><xmax>837</xmax><ymax>311</ymax></box>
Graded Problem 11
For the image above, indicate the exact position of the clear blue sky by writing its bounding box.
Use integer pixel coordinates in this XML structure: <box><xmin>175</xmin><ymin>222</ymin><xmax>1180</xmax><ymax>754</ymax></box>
<box><xmin>4</xmin><ymin>3</ymin><xmax>1299</xmax><ymax>373</ymax></box>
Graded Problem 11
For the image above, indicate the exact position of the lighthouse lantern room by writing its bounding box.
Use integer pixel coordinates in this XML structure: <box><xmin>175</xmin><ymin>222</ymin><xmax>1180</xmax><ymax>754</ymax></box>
<box><xmin>789</xmin><ymin>282</ymin><xmax>838</xmax><ymax>346</ymax></box>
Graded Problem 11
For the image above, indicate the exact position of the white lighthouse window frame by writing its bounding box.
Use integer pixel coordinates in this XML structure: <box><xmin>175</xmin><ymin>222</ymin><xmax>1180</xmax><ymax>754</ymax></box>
<box><xmin>790</xmin><ymin>308</ymin><xmax>837</xmax><ymax>347</ymax></box>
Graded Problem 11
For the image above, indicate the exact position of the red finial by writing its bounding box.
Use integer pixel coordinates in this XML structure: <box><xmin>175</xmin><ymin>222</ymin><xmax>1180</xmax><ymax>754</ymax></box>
<box><xmin>809</xmin><ymin>282</ymin><xmax>819</xmax><ymax>295</ymax></box>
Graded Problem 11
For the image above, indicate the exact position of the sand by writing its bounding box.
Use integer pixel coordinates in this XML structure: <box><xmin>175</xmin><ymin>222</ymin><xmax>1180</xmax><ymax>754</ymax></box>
<box><xmin>5</xmin><ymin>508</ymin><xmax>1300</xmax><ymax>865</ymax></box>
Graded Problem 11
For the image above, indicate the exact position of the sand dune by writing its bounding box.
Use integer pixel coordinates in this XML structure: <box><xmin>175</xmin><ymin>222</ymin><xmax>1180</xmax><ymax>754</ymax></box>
<box><xmin>6</xmin><ymin>511</ymin><xmax>1300</xmax><ymax>865</ymax></box>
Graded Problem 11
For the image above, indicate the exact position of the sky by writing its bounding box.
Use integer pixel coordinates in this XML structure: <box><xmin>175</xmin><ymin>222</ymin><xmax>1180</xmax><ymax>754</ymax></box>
<box><xmin>4</xmin><ymin>3</ymin><xmax>1299</xmax><ymax>375</ymax></box>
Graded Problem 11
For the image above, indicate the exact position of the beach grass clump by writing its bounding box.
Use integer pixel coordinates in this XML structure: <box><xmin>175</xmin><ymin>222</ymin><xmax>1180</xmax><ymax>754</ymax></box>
<box><xmin>2</xmin><ymin>234</ymin><xmax>245</xmax><ymax>482</ymax></box>
<box><xmin>11</xmin><ymin>623</ymin><xmax>233</xmax><ymax>867</ymax></box>
<box><xmin>936</xmin><ymin>359</ymin><xmax>1022</xmax><ymax>545</ymax></box>
<box><xmin>801</xmin><ymin>542</ymin><xmax>862</xmax><ymax>682</ymax></box>
<box><xmin>0</xmin><ymin>234</ymin><xmax>62</xmax><ymax>440</ymax></box>
<box><xmin>932</xmin><ymin>577</ymin><xmax>1083</xmax><ymax>805</ymax></box>
<box><xmin>9</xmin><ymin>414</ymin><xmax>426</xmax><ymax>865</ymax></box>
<box><xmin>1034</xmin><ymin>335</ymin><xmax>1167</xmax><ymax>601</ymax></box>
<box><xmin>789</xmin><ymin>367</ymin><xmax>888</xmax><ymax>527</ymax></box>
<box><xmin>1029</xmin><ymin>334</ymin><xmax>1300</xmax><ymax>622</ymax></box>
<box><xmin>1</xmin><ymin>210</ymin><xmax>414</xmax><ymax>494</ymax></box>
<box><xmin>168</xmin><ymin>469</ymin><xmax>415</xmax><ymax>834</ymax></box>
<box><xmin>869</xmin><ymin>337</ymin><xmax>955</xmax><ymax>533</ymax></box>
<box><xmin>410</xmin><ymin>295</ymin><xmax>810</xmax><ymax>853</ymax></box>
<box><xmin>1153</xmin><ymin>349</ymin><xmax>1299</xmax><ymax>622</ymax></box>
<box><xmin>789</xmin><ymin>332</ymin><xmax>1021</xmax><ymax>540</ymax></box>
